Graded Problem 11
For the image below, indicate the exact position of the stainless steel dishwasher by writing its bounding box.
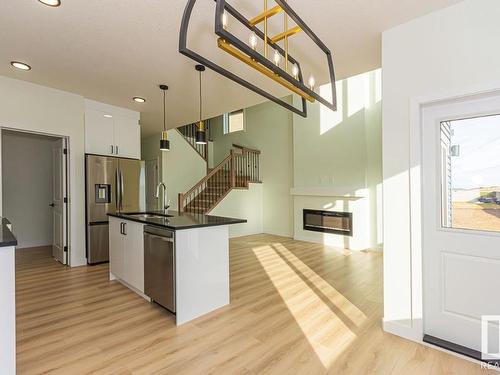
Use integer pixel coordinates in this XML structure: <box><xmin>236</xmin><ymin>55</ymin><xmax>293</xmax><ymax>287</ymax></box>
<box><xmin>144</xmin><ymin>226</ymin><xmax>176</xmax><ymax>313</ymax></box>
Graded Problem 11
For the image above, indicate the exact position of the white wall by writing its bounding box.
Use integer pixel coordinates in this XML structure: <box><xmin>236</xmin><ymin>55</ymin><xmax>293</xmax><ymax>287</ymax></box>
<box><xmin>142</xmin><ymin>133</ymin><xmax>163</xmax><ymax>164</ymax></box>
<box><xmin>0</xmin><ymin>76</ymin><xmax>86</xmax><ymax>266</ymax></box>
<box><xmin>382</xmin><ymin>0</ymin><xmax>500</xmax><ymax>338</ymax></box>
<box><xmin>161</xmin><ymin>130</ymin><xmax>206</xmax><ymax>210</ymax></box>
<box><xmin>2</xmin><ymin>131</ymin><xmax>57</xmax><ymax>248</ymax></box>
<box><xmin>292</xmin><ymin>69</ymin><xmax>383</xmax><ymax>249</ymax></box>
<box><xmin>142</xmin><ymin>134</ymin><xmax>163</xmax><ymax>211</ymax></box>
<box><xmin>211</xmin><ymin>99</ymin><xmax>294</xmax><ymax>237</ymax></box>
<box><xmin>292</xmin><ymin>193</ymin><xmax>371</xmax><ymax>250</ymax></box>
<box><xmin>210</xmin><ymin>182</ymin><xmax>263</xmax><ymax>238</ymax></box>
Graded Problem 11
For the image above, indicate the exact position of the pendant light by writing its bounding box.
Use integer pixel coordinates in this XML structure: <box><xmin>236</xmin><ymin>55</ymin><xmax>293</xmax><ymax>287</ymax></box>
<box><xmin>195</xmin><ymin>64</ymin><xmax>207</xmax><ymax>145</ymax></box>
<box><xmin>159</xmin><ymin>84</ymin><xmax>170</xmax><ymax>151</ymax></box>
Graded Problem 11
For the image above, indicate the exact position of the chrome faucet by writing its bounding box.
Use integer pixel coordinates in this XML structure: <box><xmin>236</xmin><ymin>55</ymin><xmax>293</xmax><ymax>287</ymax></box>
<box><xmin>155</xmin><ymin>182</ymin><xmax>169</xmax><ymax>213</ymax></box>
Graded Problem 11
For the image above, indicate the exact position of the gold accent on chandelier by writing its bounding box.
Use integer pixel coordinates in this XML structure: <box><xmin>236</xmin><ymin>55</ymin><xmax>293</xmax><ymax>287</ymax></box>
<box><xmin>217</xmin><ymin>0</ymin><xmax>311</xmax><ymax>102</ymax></box>
<box><xmin>217</xmin><ymin>38</ymin><xmax>315</xmax><ymax>103</ymax></box>
<box><xmin>271</xmin><ymin>25</ymin><xmax>302</xmax><ymax>44</ymax></box>
<box><xmin>248</xmin><ymin>4</ymin><xmax>283</xmax><ymax>26</ymax></box>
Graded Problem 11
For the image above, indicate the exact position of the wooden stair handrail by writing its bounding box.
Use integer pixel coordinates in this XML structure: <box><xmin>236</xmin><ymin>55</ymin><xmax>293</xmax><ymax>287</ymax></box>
<box><xmin>179</xmin><ymin>145</ymin><xmax>261</xmax><ymax>214</ymax></box>
<box><xmin>182</xmin><ymin>153</ymin><xmax>232</xmax><ymax>199</ymax></box>
<box><xmin>232</xmin><ymin>144</ymin><xmax>261</xmax><ymax>154</ymax></box>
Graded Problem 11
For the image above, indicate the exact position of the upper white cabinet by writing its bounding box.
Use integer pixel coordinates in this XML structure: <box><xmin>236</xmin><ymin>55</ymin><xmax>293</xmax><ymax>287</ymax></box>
<box><xmin>84</xmin><ymin>100</ymin><xmax>141</xmax><ymax>159</ymax></box>
<box><xmin>114</xmin><ymin>115</ymin><xmax>141</xmax><ymax>159</ymax></box>
<box><xmin>85</xmin><ymin>108</ymin><xmax>115</xmax><ymax>156</ymax></box>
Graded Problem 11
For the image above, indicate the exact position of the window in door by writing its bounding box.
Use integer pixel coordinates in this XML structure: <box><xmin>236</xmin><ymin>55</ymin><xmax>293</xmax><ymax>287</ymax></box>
<box><xmin>441</xmin><ymin>113</ymin><xmax>500</xmax><ymax>232</ymax></box>
<box><xmin>223</xmin><ymin>109</ymin><xmax>245</xmax><ymax>134</ymax></box>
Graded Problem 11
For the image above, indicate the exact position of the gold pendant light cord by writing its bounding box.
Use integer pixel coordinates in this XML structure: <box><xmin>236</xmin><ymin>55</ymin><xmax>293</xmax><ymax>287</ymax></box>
<box><xmin>163</xmin><ymin>89</ymin><xmax>166</xmax><ymax>132</ymax></box>
<box><xmin>199</xmin><ymin>69</ymin><xmax>203</xmax><ymax>123</ymax></box>
<box><xmin>284</xmin><ymin>0</ymin><xmax>288</xmax><ymax>71</ymax></box>
<box><xmin>264</xmin><ymin>0</ymin><xmax>268</xmax><ymax>58</ymax></box>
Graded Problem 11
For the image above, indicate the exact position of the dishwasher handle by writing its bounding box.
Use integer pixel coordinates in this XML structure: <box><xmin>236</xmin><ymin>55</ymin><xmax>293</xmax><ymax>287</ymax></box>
<box><xmin>145</xmin><ymin>232</ymin><xmax>174</xmax><ymax>243</ymax></box>
<box><xmin>144</xmin><ymin>225</ymin><xmax>174</xmax><ymax>239</ymax></box>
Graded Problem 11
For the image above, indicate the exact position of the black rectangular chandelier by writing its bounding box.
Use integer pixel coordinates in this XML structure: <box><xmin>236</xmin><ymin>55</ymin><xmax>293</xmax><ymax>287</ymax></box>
<box><xmin>179</xmin><ymin>0</ymin><xmax>337</xmax><ymax>117</ymax></box>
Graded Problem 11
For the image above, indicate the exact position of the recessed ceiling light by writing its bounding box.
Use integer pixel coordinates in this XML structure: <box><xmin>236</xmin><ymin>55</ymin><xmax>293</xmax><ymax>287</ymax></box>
<box><xmin>133</xmin><ymin>97</ymin><xmax>146</xmax><ymax>103</ymax></box>
<box><xmin>103</xmin><ymin>114</ymin><xmax>113</xmax><ymax>118</ymax></box>
<box><xmin>38</xmin><ymin>0</ymin><xmax>61</xmax><ymax>7</ymax></box>
<box><xmin>10</xmin><ymin>61</ymin><xmax>31</xmax><ymax>71</ymax></box>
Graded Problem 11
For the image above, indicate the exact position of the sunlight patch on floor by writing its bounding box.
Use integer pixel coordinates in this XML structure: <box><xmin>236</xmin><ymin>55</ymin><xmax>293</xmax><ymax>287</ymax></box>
<box><xmin>252</xmin><ymin>243</ymin><xmax>367</xmax><ymax>367</ymax></box>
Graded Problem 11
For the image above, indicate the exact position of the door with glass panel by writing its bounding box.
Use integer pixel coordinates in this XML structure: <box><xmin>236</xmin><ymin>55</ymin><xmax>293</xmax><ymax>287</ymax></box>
<box><xmin>422</xmin><ymin>94</ymin><xmax>500</xmax><ymax>359</ymax></box>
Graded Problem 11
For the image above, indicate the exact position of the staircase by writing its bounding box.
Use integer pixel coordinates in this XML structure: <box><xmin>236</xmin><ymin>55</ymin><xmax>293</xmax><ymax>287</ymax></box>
<box><xmin>178</xmin><ymin>144</ymin><xmax>261</xmax><ymax>214</ymax></box>
<box><xmin>176</xmin><ymin>121</ymin><xmax>211</xmax><ymax>161</ymax></box>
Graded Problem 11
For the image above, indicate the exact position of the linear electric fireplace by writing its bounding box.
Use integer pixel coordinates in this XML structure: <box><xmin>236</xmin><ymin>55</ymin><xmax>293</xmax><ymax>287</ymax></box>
<box><xmin>303</xmin><ymin>209</ymin><xmax>353</xmax><ymax>236</ymax></box>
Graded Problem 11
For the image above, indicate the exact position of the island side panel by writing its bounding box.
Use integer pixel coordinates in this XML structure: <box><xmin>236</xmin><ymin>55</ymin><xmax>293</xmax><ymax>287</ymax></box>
<box><xmin>175</xmin><ymin>225</ymin><xmax>230</xmax><ymax>325</ymax></box>
<box><xmin>0</xmin><ymin>246</ymin><xmax>16</xmax><ymax>375</ymax></box>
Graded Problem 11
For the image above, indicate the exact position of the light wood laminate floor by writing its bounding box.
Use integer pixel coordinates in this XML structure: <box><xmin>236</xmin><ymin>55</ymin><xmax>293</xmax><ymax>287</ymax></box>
<box><xmin>16</xmin><ymin>235</ymin><xmax>492</xmax><ymax>374</ymax></box>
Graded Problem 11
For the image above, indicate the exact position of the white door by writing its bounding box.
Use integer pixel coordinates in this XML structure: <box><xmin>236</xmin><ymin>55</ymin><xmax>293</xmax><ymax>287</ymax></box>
<box><xmin>51</xmin><ymin>139</ymin><xmax>67</xmax><ymax>265</ymax></box>
<box><xmin>422</xmin><ymin>93</ymin><xmax>500</xmax><ymax>358</ymax></box>
<box><xmin>145</xmin><ymin>158</ymin><xmax>159</xmax><ymax>211</ymax></box>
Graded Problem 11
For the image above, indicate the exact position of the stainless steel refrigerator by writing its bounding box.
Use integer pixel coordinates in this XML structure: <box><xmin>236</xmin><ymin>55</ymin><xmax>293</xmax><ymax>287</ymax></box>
<box><xmin>85</xmin><ymin>155</ymin><xmax>145</xmax><ymax>264</ymax></box>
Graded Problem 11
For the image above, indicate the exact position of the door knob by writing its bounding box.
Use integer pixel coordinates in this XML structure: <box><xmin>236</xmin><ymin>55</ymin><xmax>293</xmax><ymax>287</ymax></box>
<box><xmin>49</xmin><ymin>203</ymin><xmax>55</xmax><ymax>207</ymax></box>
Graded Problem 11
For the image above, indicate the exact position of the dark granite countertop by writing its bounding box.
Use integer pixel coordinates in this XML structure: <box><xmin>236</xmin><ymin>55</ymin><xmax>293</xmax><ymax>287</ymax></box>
<box><xmin>0</xmin><ymin>218</ymin><xmax>18</xmax><ymax>248</ymax></box>
<box><xmin>108</xmin><ymin>211</ymin><xmax>246</xmax><ymax>231</ymax></box>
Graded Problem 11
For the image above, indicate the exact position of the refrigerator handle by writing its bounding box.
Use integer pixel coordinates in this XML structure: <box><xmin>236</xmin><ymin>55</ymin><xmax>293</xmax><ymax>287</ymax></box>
<box><xmin>120</xmin><ymin>170</ymin><xmax>124</xmax><ymax>212</ymax></box>
<box><xmin>115</xmin><ymin>168</ymin><xmax>120</xmax><ymax>212</ymax></box>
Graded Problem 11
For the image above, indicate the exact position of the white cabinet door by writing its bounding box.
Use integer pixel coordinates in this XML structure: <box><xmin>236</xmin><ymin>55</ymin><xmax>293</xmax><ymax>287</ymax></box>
<box><xmin>114</xmin><ymin>116</ymin><xmax>141</xmax><ymax>159</ymax></box>
<box><xmin>109</xmin><ymin>217</ymin><xmax>124</xmax><ymax>279</ymax></box>
<box><xmin>122</xmin><ymin>221</ymin><xmax>145</xmax><ymax>292</ymax></box>
<box><xmin>85</xmin><ymin>109</ymin><xmax>115</xmax><ymax>156</ymax></box>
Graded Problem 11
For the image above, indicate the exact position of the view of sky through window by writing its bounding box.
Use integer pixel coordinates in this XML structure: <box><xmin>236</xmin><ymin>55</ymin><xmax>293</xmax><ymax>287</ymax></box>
<box><xmin>450</xmin><ymin>114</ymin><xmax>500</xmax><ymax>189</ymax></box>
<box><xmin>443</xmin><ymin>114</ymin><xmax>500</xmax><ymax>232</ymax></box>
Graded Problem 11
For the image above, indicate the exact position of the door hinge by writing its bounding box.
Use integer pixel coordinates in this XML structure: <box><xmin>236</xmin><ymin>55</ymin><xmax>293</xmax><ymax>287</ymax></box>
<box><xmin>64</xmin><ymin>246</ymin><xmax>68</xmax><ymax>253</ymax></box>
<box><xmin>64</xmin><ymin>197</ymin><xmax>68</xmax><ymax>203</ymax></box>
<box><xmin>63</xmin><ymin>148</ymin><xmax>68</xmax><ymax>155</ymax></box>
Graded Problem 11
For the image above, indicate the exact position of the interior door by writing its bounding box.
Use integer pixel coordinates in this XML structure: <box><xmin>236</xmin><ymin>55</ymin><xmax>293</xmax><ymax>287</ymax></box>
<box><xmin>422</xmin><ymin>94</ymin><xmax>500</xmax><ymax>358</ymax></box>
<box><xmin>145</xmin><ymin>158</ymin><xmax>159</xmax><ymax>211</ymax></box>
<box><xmin>51</xmin><ymin>139</ymin><xmax>67</xmax><ymax>265</ymax></box>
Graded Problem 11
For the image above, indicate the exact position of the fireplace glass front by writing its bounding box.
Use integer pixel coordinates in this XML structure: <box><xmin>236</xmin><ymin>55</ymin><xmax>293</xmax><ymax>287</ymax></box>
<box><xmin>303</xmin><ymin>209</ymin><xmax>353</xmax><ymax>236</ymax></box>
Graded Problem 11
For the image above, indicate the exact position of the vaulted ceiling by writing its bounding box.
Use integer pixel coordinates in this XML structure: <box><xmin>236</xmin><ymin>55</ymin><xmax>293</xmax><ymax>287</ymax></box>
<box><xmin>0</xmin><ymin>0</ymin><xmax>461</xmax><ymax>136</ymax></box>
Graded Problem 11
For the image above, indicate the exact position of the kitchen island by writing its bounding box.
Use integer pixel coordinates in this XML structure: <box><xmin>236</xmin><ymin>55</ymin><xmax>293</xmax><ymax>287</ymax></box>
<box><xmin>108</xmin><ymin>211</ymin><xmax>245</xmax><ymax>325</ymax></box>
<box><xmin>0</xmin><ymin>218</ymin><xmax>17</xmax><ymax>374</ymax></box>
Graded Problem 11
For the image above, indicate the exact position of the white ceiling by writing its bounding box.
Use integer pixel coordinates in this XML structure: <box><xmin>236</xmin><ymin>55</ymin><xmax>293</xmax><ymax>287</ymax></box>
<box><xmin>0</xmin><ymin>0</ymin><xmax>461</xmax><ymax>137</ymax></box>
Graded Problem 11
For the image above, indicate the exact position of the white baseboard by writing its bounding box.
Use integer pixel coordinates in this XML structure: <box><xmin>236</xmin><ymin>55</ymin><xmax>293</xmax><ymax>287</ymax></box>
<box><xmin>16</xmin><ymin>243</ymin><xmax>52</xmax><ymax>250</ymax></box>
<box><xmin>228</xmin><ymin>228</ymin><xmax>264</xmax><ymax>238</ymax></box>
<box><xmin>263</xmin><ymin>230</ymin><xmax>293</xmax><ymax>238</ymax></box>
